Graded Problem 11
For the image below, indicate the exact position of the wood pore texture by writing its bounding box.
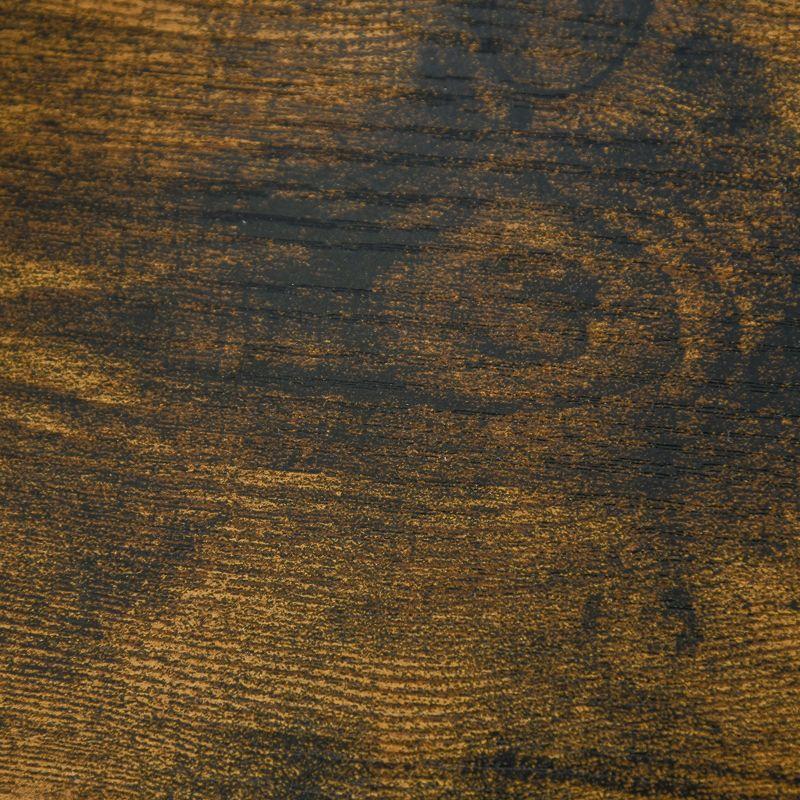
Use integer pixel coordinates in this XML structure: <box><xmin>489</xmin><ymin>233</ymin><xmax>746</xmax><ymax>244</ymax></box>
<box><xmin>1</xmin><ymin>1</ymin><xmax>799</xmax><ymax>798</ymax></box>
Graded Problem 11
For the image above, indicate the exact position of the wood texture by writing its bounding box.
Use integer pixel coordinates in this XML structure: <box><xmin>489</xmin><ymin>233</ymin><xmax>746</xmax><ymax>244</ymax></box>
<box><xmin>0</xmin><ymin>1</ymin><xmax>799</xmax><ymax>798</ymax></box>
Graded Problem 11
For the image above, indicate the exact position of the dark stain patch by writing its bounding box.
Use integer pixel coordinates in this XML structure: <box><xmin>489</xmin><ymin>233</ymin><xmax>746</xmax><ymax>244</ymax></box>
<box><xmin>459</xmin><ymin>744</ymin><xmax>712</xmax><ymax>800</ymax></box>
<box><xmin>746</xmin><ymin>520</ymin><xmax>790</xmax><ymax>558</ymax></box>
<box><xmin>581</xmin><ymin>591</ymin><xmax>603</xmax><ymax>633</ymax></box>
<box><xmin>671</xmin><ymin>33</ymin><xmax>772</xmax><ymax>135</ymax></box>
<box><xmin>458</xmin><ymin>743</ymin><xmax>800</xmax><ymax>800</ymax></box>
<box><xmin>660</xmin><ymin>585</ymin><xmax>702</xmax><ymax>655</ymax></box>
<box><xmin>142</xmin><ymin>724</ymin><xmax>363</xmax><ymax>800</ymax></box>
<box><xmin>420</xmin><ymin>0</ymin><xmax>654</xmax><ymax>112</ymax></box>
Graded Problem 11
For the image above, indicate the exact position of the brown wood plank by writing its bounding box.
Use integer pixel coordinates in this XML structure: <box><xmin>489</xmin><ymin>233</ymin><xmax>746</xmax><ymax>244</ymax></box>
<box><xmin>0</xmin><ymin>1</ymin><xmax>798</xmax><ymax>797</ymax></box>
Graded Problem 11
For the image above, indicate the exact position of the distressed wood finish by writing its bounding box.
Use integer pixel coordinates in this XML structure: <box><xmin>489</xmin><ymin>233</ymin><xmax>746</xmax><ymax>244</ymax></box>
<box><xmin>0</xmin><ymin>1</ymin><xmax>799</xmax><ymax>798</ymax></box>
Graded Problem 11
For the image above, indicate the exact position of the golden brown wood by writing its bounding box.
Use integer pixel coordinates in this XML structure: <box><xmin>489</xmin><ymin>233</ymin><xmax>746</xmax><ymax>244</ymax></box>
<box><xmin>0</xmin><ymin>1</ymin><xmax>798</xmax><ymax>798</ymax></box>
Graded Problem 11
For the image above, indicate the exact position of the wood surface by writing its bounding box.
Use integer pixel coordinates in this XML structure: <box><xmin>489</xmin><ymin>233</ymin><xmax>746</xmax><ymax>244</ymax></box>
<box><xmin>0</xmin><ymin>1</ymin><xmax>799</xmax><ymax>798</ymax></box>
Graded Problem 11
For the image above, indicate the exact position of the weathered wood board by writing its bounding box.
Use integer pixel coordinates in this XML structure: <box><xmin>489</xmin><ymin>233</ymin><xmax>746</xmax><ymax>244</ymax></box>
<box><xmin>0</xmin><ymin>1</ymin><xmax>798</xmax><ymax>797</ymax></box>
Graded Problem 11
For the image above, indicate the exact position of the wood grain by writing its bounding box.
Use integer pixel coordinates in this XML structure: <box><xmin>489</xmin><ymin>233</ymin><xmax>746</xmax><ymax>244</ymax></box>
<box><xmin>0</xmin><ymin>1</ymin><xmax>798</xmax><ymax>798</ymax></box>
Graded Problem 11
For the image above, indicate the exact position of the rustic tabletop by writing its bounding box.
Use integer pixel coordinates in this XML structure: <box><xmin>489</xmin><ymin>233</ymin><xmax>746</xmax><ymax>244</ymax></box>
<box><xmin>0</xmin><ymin>1</ymin><xmax>798</xmax><ymax>798</ymax></box>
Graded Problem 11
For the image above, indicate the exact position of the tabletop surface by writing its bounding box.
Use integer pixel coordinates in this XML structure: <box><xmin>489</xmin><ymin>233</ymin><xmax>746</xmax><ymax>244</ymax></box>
<box><xmin>1</xmin><ymin>2</ymin><xmax>798</xmax><ymax>798</ymax></box>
